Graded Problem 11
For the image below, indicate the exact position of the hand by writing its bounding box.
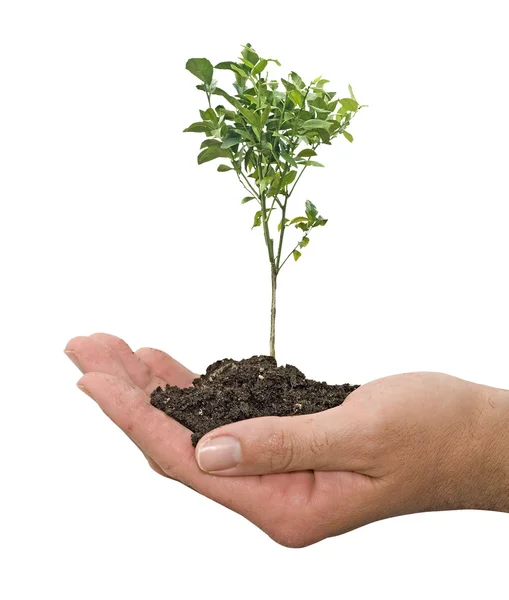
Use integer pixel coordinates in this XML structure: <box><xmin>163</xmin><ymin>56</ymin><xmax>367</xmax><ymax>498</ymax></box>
<box><xmin>65</xmin><ymin>334</ymin><xmax>509</xmax><ymax>547</ymax></box>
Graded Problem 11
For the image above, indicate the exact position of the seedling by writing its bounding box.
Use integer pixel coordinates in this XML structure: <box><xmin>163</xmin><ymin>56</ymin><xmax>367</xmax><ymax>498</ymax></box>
<box><xmin>185</xmin><ymin>43</ymin><xmax>364</xmax><ymax>358</ymax></box>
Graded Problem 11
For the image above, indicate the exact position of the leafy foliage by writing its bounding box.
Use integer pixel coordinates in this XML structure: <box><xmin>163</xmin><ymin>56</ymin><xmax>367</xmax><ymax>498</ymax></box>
<box><xmin>184</xmin><ymin>43</ymin><xmax>364</xmax><ymax>355</ymax></box>
<box><xmin>184</xmin><ymin>43</ymin><xmax>363</xmax><ymax>272</ymax></box>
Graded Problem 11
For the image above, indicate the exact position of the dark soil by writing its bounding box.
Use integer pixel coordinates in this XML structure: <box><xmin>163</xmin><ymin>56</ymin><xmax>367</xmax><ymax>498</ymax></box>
<box><xmin>150</xmin><ymin>355</ymin><xmax>360</xmax><ymax>446</ymax></box>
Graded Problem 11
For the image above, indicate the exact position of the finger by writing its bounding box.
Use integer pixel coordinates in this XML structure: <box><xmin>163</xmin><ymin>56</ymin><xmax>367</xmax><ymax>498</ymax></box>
<box><xmin>194</xmin><ymin>403</ymin><xmax>374</xmax><ymax>476</ymax></box>
<box><xmin>65</xmin><ymin>336</ymin><xmax>135</xmax><ymax>384</ymax></box>
<box><xmin>88</xmin><ymin>333</ymin><xmax>166</xmax><ymax>392</ymax></box>
<box><xmin>129</xmin><ymin>437</ymin><xmax>171</xmax><ymax>478</ymax></box>
<box><xmin>77</xmin><ymin>372</ymin><xmax>202</xmax><ymax>488</ymax></box>
<box><xmin>67</xmin><ymin>336</ymin><xmax>172</xmax><ymax>474</ymax></box>
<box><xmin>69</xmin><ymin>336</ymin><xmax>196</xmax><ymax>480</ymax></box>
<box><xmin>135</xmin><ymin>347</ymin><xmax>196</xmax><ymax>388</ymax></box>
<box><xmin>146</xmin><ymin>456</ymin><xmax>171</xmax><ymax>478</ymax></box>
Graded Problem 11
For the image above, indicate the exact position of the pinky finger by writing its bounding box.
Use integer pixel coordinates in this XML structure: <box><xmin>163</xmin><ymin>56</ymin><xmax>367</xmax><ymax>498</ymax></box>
<box><xmin>77</xmin><ymin>372</ymin><xmax>201</xmax><ymax>487</ymax></box>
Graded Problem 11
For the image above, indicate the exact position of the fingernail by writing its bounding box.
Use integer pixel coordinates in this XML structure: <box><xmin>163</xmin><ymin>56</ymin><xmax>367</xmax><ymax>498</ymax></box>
<box><xmin>77</xmin><ymin>383</ymin><xmax>93</xmax><ymax>399</ymax></box>
<box><xmin>196</xmin><ymin>436</ymin><xmax>241</xmax><ymax>472</ymax></box>
<box><xmin>65</xmin><ymin>350</ymin><xmax>83</xmax><ymax>372</ymax></box>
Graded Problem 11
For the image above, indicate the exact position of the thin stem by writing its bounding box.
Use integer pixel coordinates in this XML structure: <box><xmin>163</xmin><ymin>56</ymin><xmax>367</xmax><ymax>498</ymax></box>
<box><xmin>270</xmin><ymin>269</ymin><xmax>277</xmax><ymax>358</ymax></box>
<box><xmin>287</xmin><ymin>142</ymin><xmax>319</xmax><ymax>199</ymax></box>
<box><xmin>239</xmin><ymin>167</ymin><xmax>259</xmax><ymax>197</ymax></box>
<box><xmin>276</xmin><ymin>140</ymin><xmax>320</xmax><ymax>271</ymax></box>
<box><xmin>258</xmin><ymin>170</ymin><xmax>275</xmax><ymax>264</ymax></box>
<box><xmin>230</xmin><ymin>147</ymin><xmax>261</xmax><ymax>201</ymax></box>
<box><xmin>257</xmin><ymin>154</ymin><xmax>278</xmax><ymax>358</ymax></box>
<box><xmin>268</xmin><ymin>197</ymin><xmax>279</xmax><ymax>213</ymax></box>
<box><xmin>279</xmin><ymin>239</ymin><xmax>302</xmax><ymax>272</ymax></box>
<box><xmin>237</xmin><ymin>171</ymin><xmax>260</xmax><ymax>201</ymax></box>
<box><xmin>268</xmin><ymin>85</ymin><xmax>314</xmax><ymax>273</ymax></box>
<box><xmin>275</xmin><ymin>194</ymin><xmax>288</xmax><ymax>271</ymax></box>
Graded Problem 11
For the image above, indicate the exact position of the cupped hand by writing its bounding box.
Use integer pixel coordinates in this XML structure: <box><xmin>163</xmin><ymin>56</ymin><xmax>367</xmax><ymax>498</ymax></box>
<box><xmin>65</xmin><ymin>334</ymin><xmax>509</xmax><ymax>547</ymax></box>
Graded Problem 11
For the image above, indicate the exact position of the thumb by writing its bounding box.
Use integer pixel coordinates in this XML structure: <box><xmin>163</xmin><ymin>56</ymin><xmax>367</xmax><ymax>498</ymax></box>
<box><xmin>195</xmin><ymin>404</ymin><xmax>371</xmax><ymax>476</ymax></box>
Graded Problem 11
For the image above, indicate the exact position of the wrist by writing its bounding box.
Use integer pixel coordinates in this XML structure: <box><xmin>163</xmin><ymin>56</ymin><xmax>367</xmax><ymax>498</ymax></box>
<box><xmin>461</xmin><ymin>384</ymin><xmax>509</xmax><ymax>512</ymax></box>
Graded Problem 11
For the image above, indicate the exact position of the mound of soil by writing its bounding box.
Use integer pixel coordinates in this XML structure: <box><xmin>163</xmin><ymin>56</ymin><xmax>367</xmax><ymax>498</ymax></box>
<box><xmin>150</xmin><ymin>355</ymin><xmax>360</xmax><ymax>446</ymax></box>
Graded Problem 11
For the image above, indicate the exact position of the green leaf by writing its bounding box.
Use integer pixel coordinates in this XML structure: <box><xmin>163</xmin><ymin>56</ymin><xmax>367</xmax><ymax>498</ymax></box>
<box><xmin>310</xmin><ymin>97</ymin><xmax>330</xmax><ymax>113</ymax></box>
<box><xmin>252</xmin><ymin>210</ymin><xmax>262</xmax><ymax>228</ymax></box>
<box><xmin>238</xmin><ymin>106</ymin><xmax>259</xmax><ymax>127</ymax></box>
<box><xmin>210</xmin><ymin>126</ymin><xmax>224</xmax><ymax>138</ymax></box>
<box><xmin>267</xmin><ymin>172</ymin><xmax>281</xmax><ymax>197</ymax></box>
<box><xmin>212</xmin><ymin>87</ymin><xmax>241</xmax><ymax>108</ymax></box>
<box><xmin>315</xmin><ymin>129</ymin><xmax>331</xmax><ymax>144</ymax></box>
<box><xmin>260</xmin><ymin>104</ymin><xmax>272</xmax><ymax>127</ymax></box>
<box><xmin>239</xmin><ymin>57</ymin><xmax>255</xmax><ymax>70</ymax></box>
<box><xmin>217</xmin><ymin>164</ymin><xmax>233</xmax><ymax>172</ymax></box>
<box><xmin>343</xmin><ymin>131</ymin><xmax>353</xmax><ymax>143</ymax></box>
<box><xmin>258</xmin><ymin>176</ymin><xmax>273</xmax><ymax>194</ymax></box>
<box><xmin>200</xmin><ymin>139</ymin><xmax>221</xmax><ymax>149</ymax></box>
<box><xmin>327</xmin><ymin>99</ymin><xmax>339</xmax><ymax>112</ymax></box>
<box><xmin>340</xmin><ymin>98</ymin><xmax>359</xmax><ymax>111</ymax></box>
<box><xmin>241</xmin><ymin>196</ymin><xmax>255</xmax><ymax>204</ymax></box>
<box><xmin>244</xmin><ymin>94</ymin><xmax>258</xmax><ymax>105</ymax></box>
<box><xmin>244</xmin><ymin>146</ymin><xmax>254</xmax><ymax>169</ymax></box>
<box><xmin>281</xmin><ymin>152</ymin><xmax>298</xmax><ymax>167</ymax></box>
<box><xmin>252</xmin><ymin>58</ymin><xmax>268</xmax><ymax>77</ymax></box>
<box><xmin>186</xmin><ymin>58</ymin><xmax>213</xmax><ymax>85</ymax></box>
<box><xmin>278</xmin><ymin>218</ymin><xmax>290</xmax><ymax>232</ymax></box>
<box><xmin>184</xmin><ymin>122</ymin><xmax>211</xmax><ymax>133</ymax></box>
<box><xmin>231</xmin><ymin>64</ymin><xmax>249</xmax><ymax>78</ymax></box>
<box><xmin>301</xmin><ymin>160</ymin><xmax>325</xmax><ymax>167</ymax></box>
<box><xmin>299</xmin><ymin>236</ymin><xmax>309</xmax><ymax>248</ymax></box>
<box><xmin>232</xmin><ymin>127</ymin><xmax>256</xmax><ymax>143</ymax></box>
<box><xmin>301</xmin><ymin>119</ymin><xmax>333</xmax><ymax>131</ymax></box>
<box><xmin>305</xmin><ymin>200</ymin><xmax>318</xmax><ymax>220</ymax></box>
<box><xmin>221</xmin><ymin>135</ymin><xmax>242</xmax><ymax>148</ymax></box>
<box><xmin>289</xmin><ymin>89</ymin><xmax>303</xmax><ymax>107</ymax></box>
<box><xmin>297</xmin><ymin>148</ymin><xmax>317</xmax><ymax>158</ymax></box>
<box><xmin>289</xmin><ymin>216</ymin><xmax>308</xmax><ymax>225</ymax></box>
<box><xmin>242</xmin><ymin>44</ymin><xmax>259</xmax><ymax>67</ymax></box>
<box><xmin>216</xmin><ymin>106</ymin><xmax>237</xmax><ymax>120</ymax></box>
<box><xmin>215</xmin><ymin>61</ymin><xmax>236</xmax><ymax>70</ymax></box>
<box><xmin>290</xmin><ymin>71</ymin><xmax>305</xmax><ymax>89</ymax></box>
<box><xmin>293</xmin><ymin>250</ymin><xmax>302</xmax><ymax>261</ymax></box>
<box><xmin>282</xmin><ymin>170</ymin><xmax>297</xmax><ymax>187</ymax></box>
<box><xmin>315</xmin><ymin>218</ymin><xmax>328</xmax><ymax>226</ymax></box>
<box><xmin>281</xmin><ymin>78</ymin><xmax>297</xmax><ymax>93</ymax></box>
<box><xmin>313</xmin><ymin>79</ymin><xmax>330</xmax><ymax>89</ymax></box>
<box><xmin>348</xmin><ymin>84</ymin><xmax>357</xmax><ymax>101</ymax></box>
<box><xmin>200</xmin><ymin>107</ymin><xmax>217</xmax><ymax>123</ymax></box>
<box><xmin>197</xmin><ymin>146</ymin><xmax>230</xmax><ymax>165</ymax></box>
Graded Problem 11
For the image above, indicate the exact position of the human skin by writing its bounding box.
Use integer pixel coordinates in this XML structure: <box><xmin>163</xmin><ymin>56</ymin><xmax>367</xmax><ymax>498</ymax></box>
<box><xmin>65</xmin><ymin>333</ymin><xmax>509</xmax><ymax>548</ymax></box>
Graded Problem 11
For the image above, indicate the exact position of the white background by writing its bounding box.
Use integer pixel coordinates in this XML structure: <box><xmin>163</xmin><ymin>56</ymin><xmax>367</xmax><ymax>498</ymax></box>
<box><xmin>1</xmin><ymin>1</ymin><xmax>508</xmax><ymax>598</ymax></box>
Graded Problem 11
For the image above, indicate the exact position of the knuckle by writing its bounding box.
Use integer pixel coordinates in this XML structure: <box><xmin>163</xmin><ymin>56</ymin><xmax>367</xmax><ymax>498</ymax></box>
<box><xmin>308</xmin><ymin>425</ymin><xmax>332</xmax><ymax>458</ymax></box>
<box><xmin>147</xmin><ymin>458</ymin><xmax>170</xmax><ymax>478</ymax></box>
<box><xmin>160</xmin><ymin>454</ymin><xmax>195</xmax><ymax>488</ymax></box>
<box><xmin>264</xmin><ymin>427</ymin><xmax>296</xmax><ymax>471</ymax></box>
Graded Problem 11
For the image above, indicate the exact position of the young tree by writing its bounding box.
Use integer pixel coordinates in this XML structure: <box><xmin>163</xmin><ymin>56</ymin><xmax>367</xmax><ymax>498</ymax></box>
<box><xmin>185</xmin><ymin>43</ymin><xmax>364</xmax><ymax>358</ymax></box>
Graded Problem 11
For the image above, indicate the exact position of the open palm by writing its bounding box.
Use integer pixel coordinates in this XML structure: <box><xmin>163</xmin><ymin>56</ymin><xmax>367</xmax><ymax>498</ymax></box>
<box><xmin>65</xmin><ymin>333</ymin><xmax>380</xmax><ymax>547</ymax></box>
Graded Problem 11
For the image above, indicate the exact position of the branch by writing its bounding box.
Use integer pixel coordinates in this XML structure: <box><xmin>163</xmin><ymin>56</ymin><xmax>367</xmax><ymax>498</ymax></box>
<box><xmin>286</xmin><ymin>142</ymin><xmax>319</xmax><ymax>199</ymax></box>
<box><xmin>237</xmin><ymin>171</ymin><xmax>260</xmax><ymax>202</ymax></box>
<box><xmin>278</xmin><ymin>239</ymin><xmax>302</xmax><ymax>273</ymax></box>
